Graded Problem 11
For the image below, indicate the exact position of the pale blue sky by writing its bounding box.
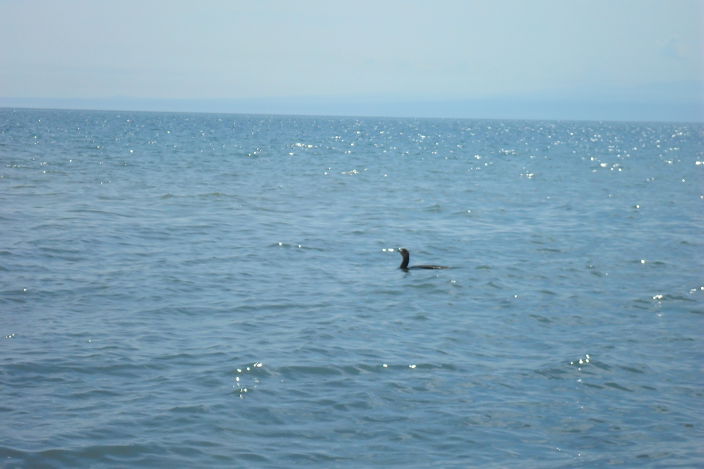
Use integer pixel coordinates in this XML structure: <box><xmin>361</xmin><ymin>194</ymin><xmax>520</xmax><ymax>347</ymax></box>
<box><xmin>1</xmin><ymin>0</ymin><xmax>703</xmax><ymax>120</ymax></box>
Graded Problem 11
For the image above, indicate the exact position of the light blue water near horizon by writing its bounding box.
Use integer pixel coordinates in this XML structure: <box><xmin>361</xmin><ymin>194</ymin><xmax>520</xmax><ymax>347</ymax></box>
<box><xmin>1</xmin><ymin>108</ymin><xmax>703</xmax><ymax>467</ymax></box>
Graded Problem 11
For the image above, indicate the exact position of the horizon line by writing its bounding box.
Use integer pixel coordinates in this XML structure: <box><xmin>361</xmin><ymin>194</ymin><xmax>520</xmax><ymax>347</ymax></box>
<box><xmin>1</xmin><ymin>95</ymin><xmax>703</xmax><ymax>124</ymax></box>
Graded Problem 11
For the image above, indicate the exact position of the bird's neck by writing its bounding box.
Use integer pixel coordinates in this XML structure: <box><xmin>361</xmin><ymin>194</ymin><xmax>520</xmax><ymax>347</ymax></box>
<box><xmin>399</xmin><ymin>253</ymin><xmax>409</xmax><ymax>269</ymax></box>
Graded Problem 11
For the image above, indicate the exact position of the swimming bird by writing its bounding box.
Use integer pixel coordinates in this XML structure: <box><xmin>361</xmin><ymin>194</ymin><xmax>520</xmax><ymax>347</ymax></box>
<box><xmin>398</xmin><ymin>248</ymin><xmax>449</xmax><ymax>270</ymax></box>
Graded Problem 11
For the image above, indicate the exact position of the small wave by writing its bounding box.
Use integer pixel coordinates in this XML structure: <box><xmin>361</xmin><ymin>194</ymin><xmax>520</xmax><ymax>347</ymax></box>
<box><xmin>231</xmin><ymin>361</ymin><xmax>461</xmax><ymax>398</ymax></box>
<box><xmin>66</xmin><ymin>208</ymin><xmax>131</xmax><ymax>218</ymax></box>
<box><xmin>423</xmin><ymin>203</ymin><xmax>444</xmax><ymax>213</ymax></box>
<box><xmin>534</xmin><ymin>367</ymin><xmax>569</xmax><ymax>379</ymax></box>
<box><xmin>569</xmin><ymin>354</ymin><xmax>592</xmax><ymax>367</ymax></box>
<box><xmin>197</xmin><ymin>192</ymin><xmax>236</xmax><ymax>199</ymax></box>
<box><xmin>269</xmin><ymin>241</ymin><xmax>325</xmax><ymax>251</ymax></box>
<box><xmin>618</xmin><ymin>365</ymin><xmax>646</xmax><ymax>374</ymax></box>
<box><xmin>603</xmin><ymin>381</ymin><xmax>634</xmax><ymax>392</ymax></box>
<box><xmin>651</xmin><ymin>293</ymin><xmax>697</xmax><ymax>303</ymax></box>
<box><xmin>529</xmin><ymin>314</ymin><xmax>552</xmax><ymax>324</ymax></box>
<box><xmin>233</xmin><ymin>361</ymin><xmax>267</xmax><ymax>397</ymax></box>
<box><xmin>68</xmin><ymin>388</ymin><xmax>121</xmax><ymax>400</ymax></box>
<box><xmin>270</xmin><ymin>241</ymin><xmax>304</xmax><ymax>249</ymax></box>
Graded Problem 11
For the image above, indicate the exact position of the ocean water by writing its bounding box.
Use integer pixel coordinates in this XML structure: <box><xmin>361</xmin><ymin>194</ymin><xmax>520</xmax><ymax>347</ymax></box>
<box><xmin>1</xmin><ymin>108</ymin><xmax>703</xmax><ymax>468</ymax></box>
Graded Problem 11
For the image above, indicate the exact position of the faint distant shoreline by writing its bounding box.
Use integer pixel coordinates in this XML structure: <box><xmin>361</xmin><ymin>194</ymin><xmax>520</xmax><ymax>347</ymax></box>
<box><xmin>1</xmin><ymin>94</ymin><xmax>702</xmax><ymax>123</ymax></box>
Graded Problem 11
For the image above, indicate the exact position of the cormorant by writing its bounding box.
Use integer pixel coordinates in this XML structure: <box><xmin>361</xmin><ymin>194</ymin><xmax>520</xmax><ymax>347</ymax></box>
<box><xmin>398</xmin><ymin>248</ymin><xmax>449</xmax><ymax>270</ymax></box>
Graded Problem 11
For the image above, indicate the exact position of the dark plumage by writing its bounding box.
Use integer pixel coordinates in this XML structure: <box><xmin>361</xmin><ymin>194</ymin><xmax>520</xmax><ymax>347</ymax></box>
<box><xmin>398</xmin><ymin>248</ymin><xmax>449</xmax><ymax>270</ymax></box>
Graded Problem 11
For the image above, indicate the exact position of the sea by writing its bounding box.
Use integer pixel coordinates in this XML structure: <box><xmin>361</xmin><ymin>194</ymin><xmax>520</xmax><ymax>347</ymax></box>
<box><xmin>1</xmin><ymin>108</ymin><xmax>703</xmax><ymax>468</ymax></box>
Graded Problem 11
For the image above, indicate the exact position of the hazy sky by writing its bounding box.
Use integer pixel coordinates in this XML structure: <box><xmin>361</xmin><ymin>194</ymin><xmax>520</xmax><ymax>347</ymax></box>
<box><xmin>1</xmin><ymin>0</ymin><xmax>703</xmax><ymax>119</ymax></box>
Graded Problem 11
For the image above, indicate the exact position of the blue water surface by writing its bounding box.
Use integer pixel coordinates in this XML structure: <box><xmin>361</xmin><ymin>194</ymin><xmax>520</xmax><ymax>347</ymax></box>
<box><xmin>1</xmin><ymin>108</ymin><xmax>703</xmax><ymax>467</ymax></box>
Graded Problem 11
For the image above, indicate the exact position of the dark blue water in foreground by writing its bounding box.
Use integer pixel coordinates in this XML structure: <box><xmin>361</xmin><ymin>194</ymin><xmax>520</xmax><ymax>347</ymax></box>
<box><xmin>1</xmin><ymin>108</ymin><xmax>703</xmax><ymax>467</ymax></box>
